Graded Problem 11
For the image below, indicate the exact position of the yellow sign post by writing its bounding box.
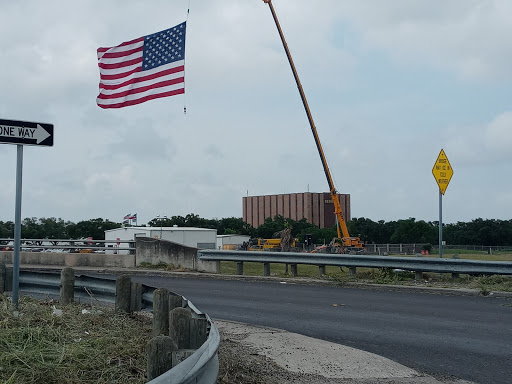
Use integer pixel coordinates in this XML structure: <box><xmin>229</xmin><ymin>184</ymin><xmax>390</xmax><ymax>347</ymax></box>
<box><xmin>432</xmin><ymin>149</ymin><xmax>454</xmax><ymax>259</ymax></box>
<box><xmin>432</xmin><ymin>149</ymin><xmax>453</xmax><ymax>195</ymax></box>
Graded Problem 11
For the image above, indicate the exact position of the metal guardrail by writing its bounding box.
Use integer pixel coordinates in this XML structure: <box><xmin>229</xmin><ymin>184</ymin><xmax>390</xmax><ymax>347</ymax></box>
<box><xmin>0</xmin><ymin>238</ymin><xmax>136</xmax><ymax>253</ymax></box>
<box><xmin>198</xmin><ymin>249</ymin><xmax>512</xmax><ymax>275</ymax></box>
<box><xmin>7</xmin><ymin>269</ymin><xmax>219</xmax><ymax>384</ymax></box>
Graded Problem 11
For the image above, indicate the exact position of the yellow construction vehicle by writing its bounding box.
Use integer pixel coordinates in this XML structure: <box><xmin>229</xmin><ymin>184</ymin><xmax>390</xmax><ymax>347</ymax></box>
<box><xmin>263</xmin><ymin>0</ymin><xmax>364</xmax><ymax>251</ymax></box>
<box><xmin>248</xmin><ymin>238</ymin><xmax>297</xmax><ymax>251</ymax></box>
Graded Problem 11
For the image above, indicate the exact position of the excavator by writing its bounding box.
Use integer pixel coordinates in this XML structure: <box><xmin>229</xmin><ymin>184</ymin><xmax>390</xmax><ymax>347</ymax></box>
<box><xmin>262</xmin><ymin>0</ymin><xmax>364</xmax><ymax>252</ymax></box>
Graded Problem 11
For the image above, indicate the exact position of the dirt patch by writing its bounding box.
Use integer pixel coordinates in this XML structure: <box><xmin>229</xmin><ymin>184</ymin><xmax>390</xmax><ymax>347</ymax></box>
<box><xmin>217</xmin><ymin>330</ymin><xmax>348</xmax><ymax>384</ymax></box>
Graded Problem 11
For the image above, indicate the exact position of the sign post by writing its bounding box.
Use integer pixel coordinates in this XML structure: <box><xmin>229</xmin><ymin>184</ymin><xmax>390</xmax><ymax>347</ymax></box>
<box><xmin>1</xmin><ymin>118</ymin><xmax>54</xmax><ymax>308</ymax></box>
<box><xmin>432</xmin><ymin>149</ymin><xmax>453</xmax><ymax>259</ymax></box>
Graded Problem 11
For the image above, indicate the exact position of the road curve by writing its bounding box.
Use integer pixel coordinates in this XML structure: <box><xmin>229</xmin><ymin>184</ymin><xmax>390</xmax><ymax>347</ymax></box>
<box><xmin>127</xmin><ymin>275</ymin><xmax>512</xmax><ymax>384</ymax></box>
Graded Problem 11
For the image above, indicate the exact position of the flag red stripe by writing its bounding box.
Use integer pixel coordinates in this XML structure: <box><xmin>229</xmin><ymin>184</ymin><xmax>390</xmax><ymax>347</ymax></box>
<box><xmin>99</xmin><ymin>65</ymin><xmax>185</xmax><ymax>90</ymax></box>
<box><xmin>100</xmin><ymin>46</ymin><xmax>143</xmax><ymax>60</ymax></box>
<box><xmin>97</xmin><ymin>88</ymin><xmax>184</xmax><ymax>109</ymax></box>
<box><xmin>100</xmin><ymin>66</ymin><xmax>142</xmax><ymax>81</ymax></box>
<box><xmin>97</xmin><ymin>77</ymin><xmax>184</xmax><ymax>100</ymax></box>
<box><xmin>98</xmin><ymin>56</ymin><xmax>143</xmax><ymax>70</ymax></box>
<box><xmin>97</xmin><ymin>36</ymin><xmax>144</xmax><ymax>54</ymax></box>
<box><xmin>117</xmin><ymin>36</ymin><xmax>144</xmax><ymax>47</ymax></box>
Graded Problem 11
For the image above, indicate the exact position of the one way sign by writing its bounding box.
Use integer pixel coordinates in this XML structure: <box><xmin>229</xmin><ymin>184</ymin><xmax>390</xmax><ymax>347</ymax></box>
<box><xmin>0</xmin><ymin>118</ymin><xmax>53</xmax><ymax>147</ymax></box>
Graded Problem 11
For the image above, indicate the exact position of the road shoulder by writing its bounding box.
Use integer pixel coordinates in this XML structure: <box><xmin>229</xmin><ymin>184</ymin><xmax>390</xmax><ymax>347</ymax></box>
<box><xmin>216</xmin><ymin>319</ymin><xmax>475</xmax><ymax>384</ymax></box>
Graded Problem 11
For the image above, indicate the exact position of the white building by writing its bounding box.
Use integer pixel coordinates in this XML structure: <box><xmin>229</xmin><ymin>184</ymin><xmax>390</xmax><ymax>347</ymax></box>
<box><xmin>216</xmin><ymin>234</ymin><xmax>251</xmax><ymax>250</ymax></box>
<box><xmin>105</xmin><ymin>226</ymin><xmax>217</xmax><ymax>254</ymax></box>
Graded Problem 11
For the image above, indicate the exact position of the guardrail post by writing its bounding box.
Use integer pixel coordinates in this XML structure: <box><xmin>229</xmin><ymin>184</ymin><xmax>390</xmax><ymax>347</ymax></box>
<box><xmin>115</xmin><ymin>275</ymin><xmax>131</xmax><ymax>312</ymax></box>
<box><xmin>318</xmin><ymin>265</ymin><xmax>326</xmax><ymax>278</ymax></box>
<box><xmin>415</xmin><ymin>271</ymin><xmax>423</xmax><ymax>280</ymax></box>
<box><xmin>147</xmin><ymin>336</ymin><xmax>177</xmax><ymax>381</ymax></box>
<box><xmin>263</xmin><ymin>263</ymin><xmax>270</xmax><ymax>277</ymax></box>
<box><xmin>236</xmin><ymin>262</ymin><xmax>243</xmax><ymax>275</ymax></box>
<box><xmin>190</xmin><ymin>317</ymin><xmax>208</xmax><ymax>349</ymax></box>
<box><xmin>130</xmin><ymin>282</ymin><xmax>142</xmax><ymax>312</ymax></box>
<box><xmin>153</xmin><ymin>288</ymin><xmax>171</xmax><ymax>336</ymax></box>
<box><xmin>0</xmin><ymin>262</ymin><xmax>5</xmax><ymax>294</ymax></box>
<box><xmin>60</xmin><ymin>267</ymin><xmax>75</xmax><ymax>305</ymax></box>
<box><xmin>170</xmin><ymin>307</ymin><xmax>192</xmax><ymax>349</ymax></box>
<box><xmin>349</xmin><ymin>267</ymin><xmax>357</xmax><ymax>276</ymax></box>
<box><xmin>452</xmin><ymin>273</ymin><xmax>460</xmax><ymax>279</ymax></box>
<box><xmin>291</xmin><ymin>264</ymin><xmax>298</xmax><ymax>277</ymax></box>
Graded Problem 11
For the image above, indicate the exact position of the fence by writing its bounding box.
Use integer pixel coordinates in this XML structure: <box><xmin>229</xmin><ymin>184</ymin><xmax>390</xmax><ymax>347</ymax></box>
<box><xmin>3</xmin><ymin>238</ymin><xmax>511</xmax><ymax>256</ymax></box>
<box><xmin>326</xmin><ymin>243</ymin><xmax>512</xmax><ymax>255</ymax></box>
<box><xmin>0</xmin><ymin>264</ymin><xmax>219</xmax><ymax>384</ymax></box>
<box><xmin>198</xmin><ymin>249</ymin><xmax>512</xmax><ymax>278</ymax></box>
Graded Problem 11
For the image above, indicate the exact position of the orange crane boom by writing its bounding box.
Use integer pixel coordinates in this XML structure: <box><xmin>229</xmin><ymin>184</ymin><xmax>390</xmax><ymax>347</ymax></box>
<box><xmin>263</xmin><ymin>0</ymin><xmax>363</xmax><ymax>249</ymax></box>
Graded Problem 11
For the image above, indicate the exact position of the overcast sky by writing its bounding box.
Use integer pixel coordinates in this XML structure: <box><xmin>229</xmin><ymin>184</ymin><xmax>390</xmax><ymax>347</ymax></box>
<box><xmin>1</xmin><ymin>0</ymin><xmax>511</xmax><ymax>225</ymax></box>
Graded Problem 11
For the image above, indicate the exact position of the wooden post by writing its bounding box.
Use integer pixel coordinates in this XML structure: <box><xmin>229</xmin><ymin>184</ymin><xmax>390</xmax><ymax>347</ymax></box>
<box><xmin>290</xmin><ymin>264</ymin><xmax>298</xmax><ymax>277</ymax></box>
<box><xmin>169</xmin><ymin>294</ymin><xmax>183</xmax><ymax>311</ymax></box>
<box><xmin>236</xmin><ymin>262</ymin><xmax>243</xmax><ymax>275</ymax></box>
<box><xmin>263</xmin><ymin>263</ymin><xmax>270</xmax><ymax>277</ymax></box>
<box><xmin>318</xmin><ymin>265</ymin><xmax>326</xmax><ymax>278</ymax></box>
<box><xmin>153</xmin><ymin>288</ymin><xmax>171</xmax><ymax>336</ymax></box>
<box><xmin>4</xmin><ymin>267</ymin><xmax>13</xmax><ymax>292</ymax></box>
<box><xmin>60</xmin><ymin>267</ymin><xmax>75</xmax><ymax>305</ymax></box>
<box><xmin>147</xmin><ymin>336</ymin><xmax>177</xmax><ymax>381</ymax></box>
<box><xmin>115</xmin><ymin>275</ymin><xmax>131</xmax><ymax>312</ymax></box>
<box><xmin>169</xmin><ymin>308</ymin><xmax>192</xmax><ymax>349</ymax></box>
<box><xmin>0</xmin><ymin>262</ymin><xmax>5</xmax><ymax>294</ymax></box>
<box><xmin>130</xmin><ymin>282</ymin><xmax>142</xmax><ymax>312</ymax></box>
<box><xmin>190</xmin><ymin>317</ymin><xmax>208</xmax><ymax>349</ymax></box>
<box><xmin>349</xmin><ymin>267</ymin><xmax>357</xmax><ymax>276</ymax></box>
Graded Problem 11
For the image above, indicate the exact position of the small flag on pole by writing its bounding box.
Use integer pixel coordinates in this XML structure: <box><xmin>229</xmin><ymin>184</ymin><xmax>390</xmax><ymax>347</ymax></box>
<box><xmin>123</xmin><ymin>214</ymin><xmax>131</xmax><ymax>220</ymax></box>
<box><xmin>97</xmin><ymin>22</ymin><xmax>186</xmax><ymax>109</ymax></box>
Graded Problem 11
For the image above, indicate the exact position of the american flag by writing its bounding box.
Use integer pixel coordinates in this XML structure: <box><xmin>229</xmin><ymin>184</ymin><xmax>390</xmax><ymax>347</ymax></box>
<box><xmin>97</xmin><ymin>22</ymin><xmax>186</xmax><ymax>109</ymax></box>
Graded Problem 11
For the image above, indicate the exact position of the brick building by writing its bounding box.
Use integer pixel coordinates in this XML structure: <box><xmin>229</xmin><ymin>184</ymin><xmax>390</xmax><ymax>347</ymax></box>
<box><xmin>243</xmin><ymin>192</ymin><xmax>351</xmax><ymax>229</ymax></box>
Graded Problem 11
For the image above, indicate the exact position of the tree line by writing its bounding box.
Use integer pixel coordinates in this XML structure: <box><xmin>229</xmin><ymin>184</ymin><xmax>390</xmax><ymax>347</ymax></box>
<box><xmin>0</xmin><ymin>215</ymin><xmax>511</xmax><ymax>246</ymax></box>
<box><xmin>0</xmin><ymin>218</ymin><xmax>119</xmax><ymax>241</ymax></box>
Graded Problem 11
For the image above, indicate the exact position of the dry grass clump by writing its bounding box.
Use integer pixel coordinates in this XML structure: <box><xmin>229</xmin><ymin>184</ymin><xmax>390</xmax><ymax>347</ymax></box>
<box><xmin>0</xmin><ymin>294</ymin><xmax>152</xmax><ymax>383</ymax></box>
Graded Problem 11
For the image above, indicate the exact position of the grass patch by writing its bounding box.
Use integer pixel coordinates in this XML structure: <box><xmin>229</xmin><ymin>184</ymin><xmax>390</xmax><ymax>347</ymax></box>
<box><xmin>220</xmin><ymin>261</ymin><xmax>341</xmax><ymax>278</ymax></box>
<box><xmin>0</xmin><ymin>295</ymin><xmax>152</xmax><ymax>383</ymax></box>
<box><xmin>221</xmin><ymin>261</ymin><xmax>512</xmax><ymax>293</ymax></box>
<box><xmin>138</xmin><ymin>262</ymin><xmax>189</xmax><ymax>272</ymax></box>
<box><xmin>415</xmin><ymin>250</ymin><xmax>512</xmax><ymax>261</ymax></box>
<box><xmin>471</xmin><ymin>275</ymin><xmax>512</xmax><ymax>294</ymax></box>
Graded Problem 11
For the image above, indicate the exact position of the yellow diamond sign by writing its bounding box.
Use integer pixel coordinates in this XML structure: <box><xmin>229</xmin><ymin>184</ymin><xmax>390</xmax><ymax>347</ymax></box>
<box><xmin>432</xmin><ymin>149</ymin><xmax>453</xmax><ymax>195</ymax></box>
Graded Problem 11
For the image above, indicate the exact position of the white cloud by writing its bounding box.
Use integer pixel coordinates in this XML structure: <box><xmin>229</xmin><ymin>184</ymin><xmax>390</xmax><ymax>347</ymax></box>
<box><xmin>339</xmin><ymin>0</ymin><xmax>512</xmax><ymax>82</ymax></box>
<box><xmin>447</xmin><ymin>111</ymin><xmax>512</xmax><ymax>166</ymax></box>
<box><xmin>0</xmin><ymin>0</ymin><xmax>511</xmax><ymax>224</ymax></box>
<box><xmin>484</xmin><ymin>111</ymin><xmax>512</xmax><ymax>153</ymax></box>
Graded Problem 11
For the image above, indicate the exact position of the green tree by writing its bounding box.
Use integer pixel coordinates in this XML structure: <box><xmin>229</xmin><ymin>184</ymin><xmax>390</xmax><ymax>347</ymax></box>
<box><xmin>68</xmin><ymin>218</ymin><xmax>120</xmax><ymax>240</ymax></box>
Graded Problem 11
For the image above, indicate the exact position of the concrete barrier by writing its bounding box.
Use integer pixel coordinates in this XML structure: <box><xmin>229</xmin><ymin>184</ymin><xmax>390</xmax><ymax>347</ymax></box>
<box><xmin>136</xmin><ymin>237</ymin><xmax>220</xmax><ymax>273</ymax></box>
<box><xmin>0</xmin><ymin>238</ymin><xmax>220</xmax><ymax>273</ymax></box>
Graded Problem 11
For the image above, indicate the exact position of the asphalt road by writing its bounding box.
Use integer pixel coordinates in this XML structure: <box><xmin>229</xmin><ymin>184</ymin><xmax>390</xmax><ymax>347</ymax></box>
<box><xmin>128</xmin><ymin>275</ymin><xmax>512</xmax><ymax>384</ymax></box>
